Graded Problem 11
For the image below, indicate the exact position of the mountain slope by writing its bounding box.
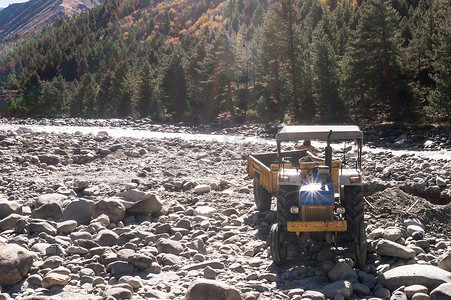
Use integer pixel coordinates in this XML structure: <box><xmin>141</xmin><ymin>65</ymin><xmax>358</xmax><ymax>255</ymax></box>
<box><xmin>0</xmin><ymin>0</ymin><xmax>104</xmax><ymax>40</ymax></box>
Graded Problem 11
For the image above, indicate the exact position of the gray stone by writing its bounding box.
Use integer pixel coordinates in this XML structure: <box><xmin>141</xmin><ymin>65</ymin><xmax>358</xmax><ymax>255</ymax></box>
<box><xmin>0</xmin><ymin>199</ymin><xmax>21</xmax><ymax>219</ymax></box>
<box><xmin>127</xmin><ymin>253</ymin><xmax>155</xmax><ymax>269</ymax></box>
<box><xmin>430</xmin><ymin>282</ymin><xmax>451</xmax><ymax>300</ymax></box>
<box><xmin>374</xmin><ymin>287</ymin><xmax>391</xmax><ymax>299</ymax></box>
<box><xmin>41</xmin><ymin>273</ymin><xmax>69</xmax><ymax>289</ymax></box>
<box><xmin>204</xmin><ymin>266</ymin><xmax>218</xmax><ymax>279</ymax></box>
<box><xmin>28</xmin><ymin>220</ymin><xmax>57</xmax><ymax>235</ymax></box>
<box><xmin>383</xmin><ymin>227</ymin><xmax>404</xmax><ymax>241</ymax></box>
<box><xmin>35</xmin><ymin>193</ymin><xmax>66</xmax><ymax>207</ymax></box>
<box><xmin>176</xmin><ymin>219</ymin><xmax>192</xmax><ymax>230</ymax></box>
<box><xmin>376</xmin><ymin>239</ymin><xmax>416</xmax><ymax>259</ymax></box>
<box><xmin>57</xmin><ymin>220</ymin><xmax>77</xmax><ymax>233</ymax></box>
<box><xmin>26</xmin><ymin>274</ymin><xmax>42</xmax><ymax>287</ymax></box>
<box><xmin>42</xmin><ymin>256</ymin><xmax>63</xmax><ymax>269</ymax></box>
<box><xmin>94</xmin><ymin>229</ymin><xmax>119</xmax><ymax>247</ymax></box>
<box><xmin>412</xmin><ymin>293</ymin><xmax>430</xmax><ymax>300</ymax></box>
<box><xmin>33</xmin><ymin>202</ymin><xmax>63</xmax><ymax>220</ymax></box>
<box><xmin>407</xmin><ymin>225</ymin><xmax>425</xmax><ymax>237</ymax></box>
<box><xmin>437</xmin><ymin>251</ymin><xmax>451</xmax><ymax>272</ymax></box>
<box><xmin>0</xmin><ymin>214</ymin><xmax>23</xmax><ymax>231</ymax></box>
<box><xmin>156</xmin><ymin>238</ymin><xmax>183</xmax><ymax>255</ymax></box>
<box><xmin>118</xmin><ymin>275</ymin><xmax>142</xmax><ymax>289</ymax></box>
<box><xmin>322</xmin><ymin>280</ymin><xmax>352</xmax><ymax>299</ymax></box>
<box><xmin>0</xmin><ymin>244</ymin><xmax>35</xmax><ymax>286</ymax></box>
<box><xmin>103</xmin><ymin>287</ymin><xmax>133</xmax><ymax>299</ymax></box>
<box><xmin>182</xmin><ymin>260</ymin><xmax>226</xmax><ymax>271</ymax></box>
<box><xmin>302</xmin><ymin>290</ymin><xmax>326</xmax><ymax>300</ymax></box>
<box><xmin>117</xmin><ymin>189</ymin><xmax>162</xmax><ymax>215</ymax></box>
<box><xmin>390</xmin><ymin>291</ymin><xmax>408</xmax><ymax>300</ymax></box>
<box><xmin>38</xmin><ymin>155</ymin><xmax>60</xmax><ymax>166</ymax></box>
<box><xmin>353</xmin><ymin>282</ymin><xmax>371</xmax><ymax>296</ymax></box>
<box><xmin>404</xmin><ymin>285</ymin><xmax>429</xmax><ymax>299</ymax></box>
<box><xmin>328</xmin><ymin>261</ymin><xmax>358</xmax><ymax>282</ymax></box>
<box><xmin>379</xmin><ymin>265</ymin><xmax>451</xmax><ymax>291</ymax></box>
<box><xmin>160</xmin><ymin>253</ymin><xmax>181</xmax><ymax>266</ymax></box>
<box><xmin>62</xmin><ymin>198</ymin><xmax>94</xmax><ymax>225</ymax></box>
<box><xmin>436</xmin><ymin>177</ymin><xmax>447</xmax><ymax>187</ymax></box>
<box><xmin>106</xmin><ymin>261</ymin><xmax>134</xmax><ymax>276</ymax></box>
<box><xmin>185</xmin><ymin>279</ymin><xmax>241</xmax><ymax>300</ymax></box>
<box><xmin>91</xmin><ymin>197</ymin><xmax>126</xmax><ymax>223</ymax></box>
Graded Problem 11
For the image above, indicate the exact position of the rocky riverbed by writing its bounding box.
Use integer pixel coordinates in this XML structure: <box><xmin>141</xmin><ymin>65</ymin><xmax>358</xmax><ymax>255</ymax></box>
<box><xmin>0</xmin><ymin>120</ymin><xmax>450</xmax><ymax>300</ymax></box>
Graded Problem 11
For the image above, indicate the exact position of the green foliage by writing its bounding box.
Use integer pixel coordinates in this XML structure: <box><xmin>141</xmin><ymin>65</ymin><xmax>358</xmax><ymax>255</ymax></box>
<box><xmin>0</xmin><ymin>0</ymin><xmax>449</xmax><ymax>124</ymax></box>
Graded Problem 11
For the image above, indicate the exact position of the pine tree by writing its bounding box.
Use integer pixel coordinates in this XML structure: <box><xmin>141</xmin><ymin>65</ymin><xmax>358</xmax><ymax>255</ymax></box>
<box><xmin>342</xmin><ymin>0</ymin><xmax>408</xmax><ymax>122</ymax></box>
<box><xmin>200</xmin><ymin>29</ymin><xmax>238</xmax><ymax>124</ymax></box>
<box><xmin>255</xmin><ymin>8</ymin><xmax>283</xmax><ymax>122</ymax></box>
<box><xmin>404</xmin><ymin>0</ymin><xmax>436</xmax><ymax>113</ymax></box>
<box><xmin>311</xmin><ymin>17</ymin><xmax>343</xmax><ymax>123</ymax></box>
<box><xmin>278</xmin><ymin>0</ymin><xmax>302</xmax><ymax>121</ymax></box>
<box><xmin>427</xmin><ymin>0</ymin><xmax>451</xmax><ymax>123</ymax></box>
<box><xmin>136</xmin><ymin>61</ymin><xmax>155</xmax><ymax>118</ymax></box>
<box><xmin>161</xmin><ymin>49</ymin><xmax>188</xmax><ymax>122</ymax></box>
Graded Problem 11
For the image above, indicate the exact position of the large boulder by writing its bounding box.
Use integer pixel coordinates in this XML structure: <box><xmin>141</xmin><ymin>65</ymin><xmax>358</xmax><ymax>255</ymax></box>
<box><xmin>91</xmin><ymin>197</ymin><xmax>126</xmax><ymax>223</ymax></box>
<box><xmin>0</xmin><ymin>244</ymin><xmax>35</xmax><ymax>286</ymax></box>
<box><xmin>185</xmin><ymin>279</ymin><xmax>241</xmax><ymax>300</ymax></box>
<box><xmin>376</xmin><ymin>239</ymin><xmax>416</xmax><ymax>259</ymax></box>
<box><xmin>35</xmin><ymin>194</ymin><xmax>66</xmax><ymax>208</ymax></box>
<box><xmin>62</xmin><ymin>198</ymin><xmax>94</xmax><ymax>225</ymax></box>
<box><xmin>33</xmin><ymin>194</ymin><xmax>67</xmax><ymax>220</ymax></box>
<box><xmin>0</xmin><ymin>214</ymin><xmax>24</xmax><ymax>231</ymax></box>
<box><xmin>33</xmin><ymin>202</ymin><xmax>63</xmax><ymax>220</ymax></box>
<box><xmin>437</xmin><ymin>251</ymin><xmax>451</xmax><ymax>272</ymax></box>
<box><xmin>0</xmin><ymin>198</ymin><xmax>21</xmax><ymax>219</ymax></box>
<box><xmin>117</xmin><ymin>189</ymin><xmax>162</xmax><ymax>215</ymax></box>
<box><xmin>379</xmin><ymin>265</ymin><xmax>451</xmax><ymax>291</ymax></box>
<box><xmin>430</xmin><ymin>283</ymin><xmax>451</xmax><ymax>300</ymax></box>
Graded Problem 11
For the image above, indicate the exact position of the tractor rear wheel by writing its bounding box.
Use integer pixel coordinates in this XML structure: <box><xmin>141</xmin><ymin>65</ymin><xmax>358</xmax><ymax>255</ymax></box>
<box><xmin>343</xmin><ymin>185</ymin><xmax>367</xmax><ymax>267</ymax></box>
<box><xmin>276</xmin><ymin>185</ymin><xmax>298</xmax><ymax>226</ymax></box>
<box><xmin>253</xmin><ymin>173</ymin><xmax>272</xmax><ymax>212</ymax></box>
<box><xmin>270</xmin><ymin>223</ymin><xmax>287</xmax><ymax>265</ymax></box>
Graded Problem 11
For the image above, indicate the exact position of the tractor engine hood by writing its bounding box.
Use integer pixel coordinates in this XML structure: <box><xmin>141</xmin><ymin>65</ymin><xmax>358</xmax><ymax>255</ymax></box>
<box><xmin>299</xmin><ymin>183</ymin><xmax>335</xmax><ymax>206</ymax></box>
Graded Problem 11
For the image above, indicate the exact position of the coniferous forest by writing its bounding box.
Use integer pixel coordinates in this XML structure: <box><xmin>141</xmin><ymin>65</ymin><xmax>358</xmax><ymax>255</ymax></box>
<box><xmin>0</xmin><ymin>0</ymin><xmax>449</xmax><ymax>125</ymax></box>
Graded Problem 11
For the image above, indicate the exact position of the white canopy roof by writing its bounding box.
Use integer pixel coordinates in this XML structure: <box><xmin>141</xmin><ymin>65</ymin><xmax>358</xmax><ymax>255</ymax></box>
<box><xmin>276</xmin><ymin>125</ymin><xmax>363</xmax><ymax>143</ymax></box>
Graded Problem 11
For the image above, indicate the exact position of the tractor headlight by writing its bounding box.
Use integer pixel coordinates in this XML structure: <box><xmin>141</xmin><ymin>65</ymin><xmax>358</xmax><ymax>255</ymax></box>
<box><xmin>290</xmin><ymin>206</ymin><xmax>300</xmax><ymax>214</ymax></box>
<box><xmin>336</xmin><ymin>207</ymin><xmax>345</xmax><ymax>214</ymax></box>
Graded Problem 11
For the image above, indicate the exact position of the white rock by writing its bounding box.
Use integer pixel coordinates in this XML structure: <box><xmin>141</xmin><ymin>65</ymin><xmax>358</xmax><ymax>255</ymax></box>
<box><xmin>194</xmin><ymin>185</ymin><xmax>212</xmax><ymax>194</ymax></box>
<box><xmin>195</xmin><ymin>206</ymin><xmax>216</xmax><ymax>217</ymax></box>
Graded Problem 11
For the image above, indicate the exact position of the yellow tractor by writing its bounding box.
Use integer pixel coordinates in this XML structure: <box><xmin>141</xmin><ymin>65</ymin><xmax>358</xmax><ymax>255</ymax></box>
<box><xmin>247</xmin><ymin>125</ymin><xmax>366</xmax><ymax>266</ymax></box>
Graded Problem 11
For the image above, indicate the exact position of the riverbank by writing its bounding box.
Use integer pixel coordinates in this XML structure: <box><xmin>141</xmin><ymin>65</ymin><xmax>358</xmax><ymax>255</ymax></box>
<box><xmin>0</xmin><ymin>120</ymin><xmax>450</xmax><ymax>299</ymax></box>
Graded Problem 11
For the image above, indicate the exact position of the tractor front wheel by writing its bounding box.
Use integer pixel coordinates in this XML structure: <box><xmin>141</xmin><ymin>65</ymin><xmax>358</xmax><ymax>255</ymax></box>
<box><xmin>270</xmin><ymin>223</ymin><xmax>287</xmax><ymax>265</ymax></box>
<box><xmin>276</xmin><ymin>185</ymin><xmax>299</xmax><ymax>226</ymax></box>
<box><xmin>253</xmin><ymin>173</ymin><xmax>272</xmax><ymax>212</ymax></box>
<box><xmin>343</xmin><ymin>185</ymin><xmax>367</xmax><ymax>267</ymax></box>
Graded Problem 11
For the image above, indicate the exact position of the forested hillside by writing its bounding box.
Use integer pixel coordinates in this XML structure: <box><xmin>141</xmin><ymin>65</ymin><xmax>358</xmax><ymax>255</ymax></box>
<box><xmin>0</xmin><ymin>0</ymin><xmax>449</xmax><ymax>125</ymax></box>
